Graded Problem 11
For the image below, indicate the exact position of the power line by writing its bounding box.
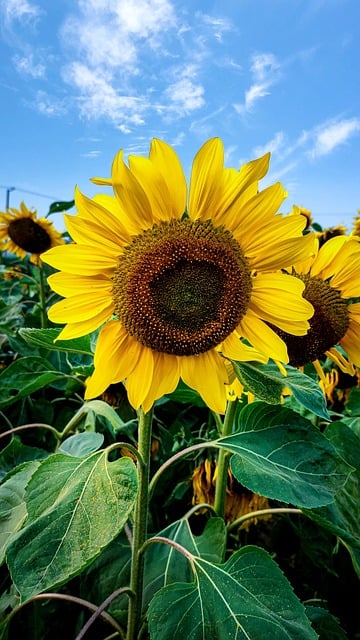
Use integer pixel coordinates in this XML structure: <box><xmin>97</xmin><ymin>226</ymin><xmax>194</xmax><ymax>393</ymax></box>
<box><xmin>0</xmin><ymin>185</ymin><xmax>60</xmax><ymax>201</ymax></box>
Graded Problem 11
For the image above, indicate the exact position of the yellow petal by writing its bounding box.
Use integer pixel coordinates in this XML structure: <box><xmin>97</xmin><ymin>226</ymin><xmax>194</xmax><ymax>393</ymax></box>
<box><xmin>48</xmin><ymin>292</ymin><xmax>113</xmax><ymax>324</ymax></box>
<box><xmin>149</xmin><ymin>139</ymin><xmax>187</xmax><ymax>219</ymax></box>
<box><xmin>111</xmin><ymin>149</ymin><xmax>154</xmax><ymax>230</ymax></box>
<box><xmin>47</xmin><ymin>272</ymin><xmax>112</xmax><ymax>297</ymax></box>
<box><xmin>339</xmin><ymin>305</ymin><xmax>360</xmax><ymax>366</ymax></box>
<box><xmin>128</xmin><ymin>155</ymin><xmax>175</xmax><ymax>222</ymax></box>
<box><xmin>220</xmin><ymin>331</ymin><xmax>268</xmax><ymax>363</ymax></box>
<box><xmin>142</xmin><ymin>352</ymin><xmax>180</xmax><ymax>413</ymax></box>
<box><xmin>179</xmin><ymin>350</ymin><xmax>228</xmax><ymax>414</ymax></box>
<box><xmin>125</xmin><ymin>345</ymin><xmax>154</xmax><ymax>410</ymax></box>
<box><xmin>310</xmin><ymin>235</ymin><xmax>349</xmax><ymax>279</ymax></box>
<box><xmin>231</xmin><ymin>183</ymin><xmax>287</xmax><ymax>239</ymax></box>
<box><xmin>74</xmin><ymin>187</ymin><xmax>131</xmax><ymax>243</ymax></box>
<box><xmin>85</xmin><ymin>322</ymin><xmax>141</xmax><ymax>398</ymax></box>
<box><xmin>42</xmin><ymin>245</ymin><xmax>118</xmax><ymax>275</ymax></box>
<box><xmin>248</xmin><ymin>232</ymin><xmax>316</xmax><ymax>272</ymax></box>
<box><xmin>55</xmin><ymin>308</ymin><xmax>112</xmax><ymax>340</ymax></box>
<box><xmin>188</xmin><ymin>138</ymin><xmax>224</xmax><ymax>221</ymax></box>
<box><xmin>93</xmin><ymin>193</ymin><xmax>141</xmax><ymax>236</ymax></box>
<box><xmin>64</xmin><ymin>214</ymin><xmax>125</xmax><ymax>254</ymax></box>
<box><xmin>249</xmin><ymin>273</ymin><xmax>313</xmax><ymax>334</ymax></box>
<box><xmin>235</xmin><ymin>210</ymin><xmax>306</xmax><ymax>260</ymax></box>
<box><xmin>238</xmin><ymin>309</ymin><xmax>289</xmax><ymax>362</ymax></box>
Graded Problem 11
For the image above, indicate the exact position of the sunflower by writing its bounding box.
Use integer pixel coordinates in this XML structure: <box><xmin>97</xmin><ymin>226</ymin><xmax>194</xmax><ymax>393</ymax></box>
<box><xmin>272</xmin><ymin>235</ymin><xmax>360</xmax><ymax>375</ymax></box>
<box><xmin>42</xmin><ymin>138</ymin><xmax>315</xmax><ymax>414</ymax></box>
<box><xmin>0</xmin><ymin>201</ymin><xmax>64</xmax><ymax>264</ymax></box>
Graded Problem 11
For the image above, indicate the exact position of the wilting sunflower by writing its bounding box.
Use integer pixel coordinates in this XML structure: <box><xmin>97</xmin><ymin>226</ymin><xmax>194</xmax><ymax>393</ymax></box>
<box><xmin>42</xmin><ymin>138</ymin><xmax>315</xmax><ymax>414</ymax></box>
<box><xmin>0</xmin><ymin>201</ymin><xmax>64</xmax><ymax>264</ymax></box>
<box><xmin>273</xmin><ymin>235</ymin><xmax>360</xmax><ymax>374</ymax></box>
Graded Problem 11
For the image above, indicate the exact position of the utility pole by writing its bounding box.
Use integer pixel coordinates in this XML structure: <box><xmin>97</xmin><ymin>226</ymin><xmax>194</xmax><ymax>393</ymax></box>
<box><xmin>5</xmin><ymin>187</ymin><xmax>15</xmax><ymax>210</ymax></box>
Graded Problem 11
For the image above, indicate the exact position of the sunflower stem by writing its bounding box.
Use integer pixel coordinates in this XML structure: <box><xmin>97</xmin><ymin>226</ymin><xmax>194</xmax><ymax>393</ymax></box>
<box><xmin>126</xmin><ymin>406</ymin><xmax>154</xmax><ymax>640</ymax></box>
<box><xmin>38</xmin><ymin>261</ymin><xmax>48</xmax><ymax>328</ymax></box>
<box><xmin>213</xmin><ymin>400</ymin><xmax>237</xmax><ymax>519</ymax></box>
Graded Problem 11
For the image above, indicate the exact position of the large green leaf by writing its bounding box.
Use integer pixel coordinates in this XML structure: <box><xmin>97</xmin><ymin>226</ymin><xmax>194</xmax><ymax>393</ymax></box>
<box><xmin>0</xmin><ymin>462</ymin><xmax>40</xmax><ymax>564</ymax></box>
<box><xmin>63</xmin><ymin>399</ymin><xmax>132</xmax><ymax>437</ymax></box>
<box><xmin>6</xmin><ymin>451</ymin><xmax>138</xmax><ymax>601</ymax></box>
<box><xmin>306</xmin><ymin>606</ymin><xmax>348</xmax><ymax>640</ymax></box>
<box><xmin>0</xmin><ymin>357</ymin><xmax>66</xmax><ymax>409</ymax></box>
<box><xmin>232</xmin><ymin>360</ymin><xmax>330</xmax><ymax>420</ymax></box>
<box><xmin>19</xmin><ymin>328</ymin><xmax>93</xmax><ymax>356</ymax></box>
<box><xmin>219</xmin><ymin>402</ymin><xmax>352</xmax><ymax>507</ymax></box>
<box><xmin>81</xmin><ymin>530</ymin><xmax>132</xmax><ymax>625</ymax></box>
<box><xmin>0</xmin><ymin>437</ymin><xmax>48</xmax><ymax>482</ymax></box>
<box><xmin>148</xmin><ymin>545</ymin><xmax>317</xmax><ymax>639</ymax></box>
<box><xmin>143</xmin><ymin>517</ymin><xmax>226</xmax><ymax>610</ymax></box>
<box><xmin>305</xmin><ymin>421</ymin><xmax>360</xmax><ymax>571</ymax></box>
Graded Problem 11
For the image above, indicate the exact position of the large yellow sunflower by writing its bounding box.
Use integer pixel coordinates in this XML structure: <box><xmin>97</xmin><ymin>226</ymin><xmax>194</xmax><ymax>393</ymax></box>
<box><xmin>0</xmin><ymin>201</ymin><xmax>64</xmax><ymax>264</ymax></box>
<box><xmin>273</xmin><ymin>234</ymin><xmax>360</xmax><ymax>374</ymax></box>
<box><xmin>42</xmin><ymin>138</ymin><xmax>315</xmax><ymax>413</ymax></box>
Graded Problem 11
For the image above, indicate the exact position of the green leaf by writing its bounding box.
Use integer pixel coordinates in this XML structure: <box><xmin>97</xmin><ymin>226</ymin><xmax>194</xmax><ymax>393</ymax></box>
<box><xmin>19</xmin><ymin>328</ymin><xmax>93</xmax><ymax>356</ymax></box>
<box><xmin>6</xmin><ymin>451</ymin><xmax>138</xmax><ymax>601</ymax></box>
<box><xmin>219</xmin><ymin>402</ymin><xmax>352</xmax><ymax>507</ymax></box>
<box><xmin>0</xmin><ymin>437</ymin><xmax>48</xmax><ymax>482</ymax></box>
<box><xmin>82</xmin><ymin>530</ymin><xmax>131</xmax><ymax>625</ymax></box>
<box><xmin>63</xmin><ymin>400</ymin><xmax>132</xmax><ymax>437</ymax></box>
<box><xmin>144</xmin><ymin>517</ymin><xmax>226</xmax><ymax>610</ymax></box>
<box><xmin>59</xmin><ymin>432</ymin><xmax>104</xmax><ymax>457</ymax></box>
<box><xmin>344</xmin><ymin>387</ymin><xmax>360</xmax><ymax>417</ymax></box>
<box><xmin>232</xmin><ymin>360</ymin><xmax>331</xmax><ymax>421</ymax></box>
<box><xmin>148</xmin><ymin>545</ymin><xmax>317</xmax><ymax>640</ymax></box>
<box><xmin>0</xmin><ymin>461</ymin><xmax>40</xmax><ymax>564</ymax></box>
<box><xmin>0</xmin><ymin>357</ymin><xmax>66</xmax><ymax>409</ymax></box>
<box><xmin>47</xmin><ymin>200</ymin><xmax>75</xmax><ymax>215</ymax></box>
<box><xmin>306</xmin><ymin>606</ymin><xmax>348</xmax><ymax>639</ymax></box>
<box><xmin>305</xmin><ymin>421</ymin><xmax>360</xmax><ymax>572</ymax></box>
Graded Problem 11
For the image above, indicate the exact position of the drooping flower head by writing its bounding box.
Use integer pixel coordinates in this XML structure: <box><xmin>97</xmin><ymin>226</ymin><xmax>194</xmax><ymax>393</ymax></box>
<box><xmin>42</xmin><ymin>138</ymin><xmax>315</xmax><ymax>413</ymax></box>
<box><xmin>273</xmin><ymin>235</ymin><xmax>360</xmax><ymax>374</ymax></box>
<box><xmin>0</xmin><ymin>201</ymin><xmax>64</xmax><ymax>265</ymax></box>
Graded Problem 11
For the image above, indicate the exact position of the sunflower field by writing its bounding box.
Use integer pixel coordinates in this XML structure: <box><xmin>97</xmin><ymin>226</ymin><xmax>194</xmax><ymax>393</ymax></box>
<box><xmin>0</xmin><ymin>139</ymin><xmax>359</xmax><ymax>640</ymax></box>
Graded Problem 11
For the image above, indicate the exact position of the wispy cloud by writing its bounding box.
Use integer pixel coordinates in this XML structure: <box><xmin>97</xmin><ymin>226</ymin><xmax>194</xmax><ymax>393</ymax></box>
<box><xmin>163</xmin><ymin>64</ymin><xmax>205</xmax><ymax>115</ymax></box>
<box><xmin>253</xmin><ymin>132</ymin><xmax>286</xmax><ymax>158</ymax></box>
<box><xmin>234</xmin><ymin>52</ymin><xmax>281</xmax><ymax>114</ymax></box>
<box><xmin>81</xmin><ymin>150</ymin><xmax>102</xmax><ymax>158</ymax></box>
<box><xmin>199</xmin><ymin>14</ymin><xmax>233</xmax><ymax>42</ymax></box>
<box><xmin>13</xmin><ymin>52</ymin><xmax>45</xmax><ymax>78</ymax></box>
<box><xmin>1</xmin><ymin>0</ymin><xmax>41</xmax><ymax>23</ymax></box>
<box><xmin>308</xmin><ymin>117</ymin><xmax>360</xmax><ymax>158</ymax></box>
<box><xmin>31</xmin><ymin>90</ymin><xmax>67</xmax><ymax>117</ymax></box>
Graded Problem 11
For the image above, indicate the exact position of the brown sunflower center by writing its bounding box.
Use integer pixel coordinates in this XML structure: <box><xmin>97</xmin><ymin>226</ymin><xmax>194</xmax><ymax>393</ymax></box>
<box><xmin>8</xmin><ymin>218</ymin><xmax>52</xmax><ymax>254</ymax></box>
<box><xmin>274</xmin><ymin>274</ymin><xmax>350</xmax><ymax>366</ymax></box>
<box><xmin>113</xmin><ymin>218</ymin><xmax>252</xmax><ymax>356</ymax></box>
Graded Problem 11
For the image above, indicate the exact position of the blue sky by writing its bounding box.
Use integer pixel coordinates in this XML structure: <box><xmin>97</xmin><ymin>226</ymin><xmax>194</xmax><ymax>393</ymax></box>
<box><xmin>1</xmin><ymin>0</ymin><xmax>360</xmax><ymax>231</ymax></box>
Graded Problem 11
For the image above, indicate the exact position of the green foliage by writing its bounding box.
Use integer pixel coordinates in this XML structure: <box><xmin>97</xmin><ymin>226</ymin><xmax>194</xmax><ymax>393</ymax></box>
<box><xmin>148</xmin><ymin>546</ymin><xmax>317</xmax><ymax>639</ymax></box>
<box><xmin>6</xmin><ymin>452</ymin><xmax>138</xmax><ymax>601</ymax></box>
<box><xmin>0</xmin><ymin>249</ymin><xmax>358</xmax><ymax>640</ymax></box>
<box><xmin>220</xmin><ymin>402</ymin><xmax>352</xmax><ymax>507</ymax></box>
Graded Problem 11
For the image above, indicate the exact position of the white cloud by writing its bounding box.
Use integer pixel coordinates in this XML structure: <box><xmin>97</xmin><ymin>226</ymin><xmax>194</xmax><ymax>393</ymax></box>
<box><xmin>64</xmin><ymin>62</ymin><xmax>148</xmax><ymax>126</ymax></box>
<box><xmin>234</xmin><ymin>52</ymin><xmax>281</xmax><ymax>114</ymax></box>
<box><xmin>62</xmin><ymin>0</ymin><xmax>176</xmax><ymax>71</ymax></box>
<box><xmin>13</xmin><ymin>53</ymin><xmax>45</xmax><ymax>78</ymax></box>
<box><xmin>308</xmin><ymin>118</ymin><xmax>360</xmax><ymax>158</ymax></box>
<box><xmin>200</xmin><ymin>14</ymin><xmax>233</xmax><ymax>42</ymax></box>
<box><xmin>164</xmin><ymin>64</ymin><xmax>205</xmax><ymax>115</ymax></box>
<box><xmin>81</xmin><ymin>150</ymin><xmax>102</xmax><ymax>158</ymax></box>
<box><xmin>2</xmin><ymin>0</ymin><xmax>41</xmax><ymax>23</ymax></box>
<box><xmin>32</xmin><ymin>91</ymin><xmax>67</xmax><ymax>117</ymax></box>
<box><xmin>253</xmin><ymin>131</ymin><xmax>285</xmax><ymax>157</ymax></box>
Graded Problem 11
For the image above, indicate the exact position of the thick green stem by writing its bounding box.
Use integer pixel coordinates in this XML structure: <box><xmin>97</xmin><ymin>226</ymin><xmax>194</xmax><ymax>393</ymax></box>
<box><xmin>213</xmin><ymin>400</ymin><xmax>237</xmax><ymax>518</ymax></box>
<box><xmin>126</xmin><ymin>407</ymin><xmax>154</xmax><ymax>640</ymax></box>
<box><xmin>38</xmin><ymin>261</ymin><xmax>48</xmax><ymax>328</ymax></box>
